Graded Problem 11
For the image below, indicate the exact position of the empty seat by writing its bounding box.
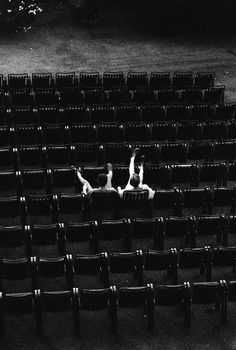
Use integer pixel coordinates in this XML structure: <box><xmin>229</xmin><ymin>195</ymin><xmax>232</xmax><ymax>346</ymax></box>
<box><xmin>83</xmin><ymin>89</ymin><xmax>103</xmax><ymax>105</ymax></box>
<box><xmin>74</xmin><ymin>143</ymin><xmax>101</xmax><ymax>166</ymax></box>
<box><xmin>164</xmin><ymin>216</ymin><xmax>196</xmax><ymax>249</ymax></box>
<box><xmin>171</xmin><ymin>164</ymin><xmax>199</xmax><ymax>187</ymax></box>
<box><xmin>166</xmin><ymin>105</ymin><xmax>191</xmax><ymax>122</ymax></box>
<box><xmin>191</xmin><ymin>105</ymin><xmax>214</xmax><ymax>121</ymax></box>
<box><xmin>38</xmin><ymin>106</ymin><xmax>63</xmax><ymax>124</ymax></box>
<box><xmin>36</xmin><ymin>289</ymin><xmax>79</xmax><ymax>335</ymax></box>
<box><xmin>199</xmin><ymin>163</ymin><xmax>227</xmax><ymax>187</ymax></box>
<box><xmin>131</xmin><ymin>218</ymin><xmax>162</xmax><ymax>251</ymax></box>
<box><xmin>225</xmin><ymin>216</ymin><xmax>236</xmax><ymax>246</ymax></box>
<box><xmin>17</xmin><ymin>145</ymin><xmax>46</xmax><ymax>169</ymax></box>
<box><xmin>9</xmin><ymin>90</ymin><xmax>33</xmax><ymax>107</ymax></box>
<box><xmin>55</xmin><ymin>72</ymin><xmax>77</xmax><ymax>89</ymax></box>
<box><xmin>85</xmin><ymin>190</ymin><xmax>120</xmax><ymax>221</ymax></box>
<box><xmin>141</xmin><ymin>104</ymin><xmax>166</xmax><ymax>122</ymax></box>
<box><xmin>116</xmin><ymin>104</ymin><xmax>141</xmax><ymax>123</ymax></box>
<box><xmin>0</xmin><ymin>108</ymin><xmax>9</xmax><ymax>126</ymax></box>
<box><xmin>0</xmin><ymin>291</ymin><xmax>41</xmax><ymax>338</ymax></box>
<box><xmin>151</xmin><ymin>123</ymin><xmax>177</xmax><ymax>142</ymax></box>
<box><xmin>150</xmin><ymin>72</ymin><xmax>171</xmax><ymax>89</ymax></box>
<box><xmin>214</xmin><ymin>141</ymin><xmax>236</xmax><ymax>162</ymax></box>
<box><xmin>11</xmin><ymin>107</ymin><xmax>38</xmax><ymax>125</ymax></box>
<box><xmin>46</xmin><ymin>145</ymin><xmax>72</xmax><ymax>168</ymax></box>
<box><xmin>69</xmin><ymin>124</ymin><xmax>97</xmax><ymax>144</ymax></box>
<box><xmin>0</xmin><ymin>196</ymin><xmax>25</xmax><ymax>226</ymax></box>
<box><xmin>195</xmin><ymin>215</ymin><xmax>226</xmax><ymax>248</ymax></box>
<box><xmin>180</xmin><ymin>88</ymin><xmax>203</xmax><ymax>104</ymax></box>
<box><xmin>127</xmin><ymin>72</ymin><xmax>148</xmax><ymax>89</ymax></box>
<box><xmin>29</xmin><ymin>223</ymin><xmax>65</xmax><ymax>257</ymax></box>
<box><xmin>0</xmin><ymin>171</ymin><xmax>21</xmax><ymax>197</ymax></box>
<box><xmin>215</xmin><ymin>103</ymin><xmax>235</xmax><ymax>121</ymax></box>
<box><xmin>59</xmin><ymin>87</ymin><xmax>83</xmax><ymax>106</ymax></box>
<box><xmin>64</xmin><ymin>105</ymin><xmax>89</xmax><ymax>124</ymax></box>
<box><xmin>0</xmin><ymin>257</ymin><xmax>34</xmax><ymax>293</ymax></box>
<box><xmin>97</xmin><ymin>123</ymin><xmax>123</xmax><ymax>143</ymax></box>
<box><xmin>182</xmin><ymin>187</ymin><xmax>212</xmax><ymax>216</ymax></box>
<box><xmin>172</xmin><ymin>72</ymin><xmax>193</xmax><ymax>89</ymax></box>
<box><xmin>202</xmin><ymin>121</ymin><xmax>227</xmax><ymax>140</ymax></box>
<box><xmin>203</xmin><ymin>86</ymin><xmax>225</xmax><ymax>104</ymax></box>
<box><xmin>117</xmin><ymin>284</ymin><xmax>154</xmax><ymax>330</ymax></box>
<box><xmin>8</xmin><ymin>74</ymin><xmax>30</xmax><ymax>90</ymax></box>
<box><xmin>65</xmin><ymin>221</ymin><xmax>98</xmax><ymax>255</ymax></box>
<box><xmin>131</xmin><ymin>88</ymin><xmax>156</xmax><ymax>104</ymax></box>
<box><xmin>0</xmin><ymin>147</ymin><xmax>17</xmax><ymax>171</ymax></box>
<box><xmin>34</xmin><ymin>89</ymin><xmax>59</xmax><ymax>106</ymax></box>
<box><xmin>14</xmin><ymin>124</ymin><xmax>41</xmax><ymax>146</ymax></box>
<box><xmin>143</xmin><ymin>249</ymin><xmax>178</xmax><ymax>285</ymax></box>
<box><xmin>155</xmin><ymin>283</ymin><xmax>191</xmax><ymax>328</ymax></box>
<box><xmin>211</xmin><ymin>247</ymin><xmax>236</xmax><ymax>282</ymax></box>
<box><xmin>188</xmin><ymin>142</ymin><xmax>213</xmax><ymax>161</ymax></box>
<box><xmin>104</xmin><ymin>88</ymin><xmax>127</xmax><ymax>105</ymax></box>
<box><xmin>51</xmin><ymin>167</ymin><xmax>80</xmax><ymax>194</ymax></box>
<box><xmin>228</xmin><ymin>121</ymin><xmax>236</xmax><ymax>139</ymax></box>
<box><xmin>34</xmin><ymin>256</ymin><xmax>70</xmax><ymax>291</ymax></box>
<box><xmin>124</xmin><ymin>123</ymin><xmax>150</xmax><ymax>143</ymax></box>
<box><xmin>195</xmin><ymin>72</ymin><xmax>215</xmax><ymax>89</ymax></box>
<box><xmin>108</xmin><ymin>251</ymin><xmax>143</xmax><ymax>287</ymax></box>
<box><xmin>24</xmin><ymin>194</ymin><xmax>58</xmax><ymax>225</ymax></box>
<box><xmin>0</xmin><ymin>225</ymin><xmax>30</xmax><ymax>258</ymax></box>
<box><xmin>32</xmin><ymin>73</ymin><xmax>53</xmax><ymax>89</ymax></box>
<box><xmin>160</xmin><ymin>143</ymin><xmax>187</xmax><ymax>163</ymax></box>
<box><xmin>69</xmin><ymin>253</ymin><xmax>108</xmax><ymax>290</ymax></box>
<box><xmin>153</xmin><ymin>188</ymin><xmax>182</xmax><ymax>217</ymax></box>
<box><xmin>78</xmin><ymin>287</ymin><xmax>117</xmax><ymax>334</ymax></box>
<box><xmin>104</xmin><ymin>143</ymin><xmax>131</xmax><ymax>165</ymax></box>
<box><xmin>97</xmin><ymin>219</ymin><xmax>131</xmax><ymax>253</ymax></box>
<box><xmin>190</xmin><ymin>281</ymin><xmax>227</xmax><ymax>327</ymax></box>
<box><xmin>103</xmin><ymin>71</ymin><xmax>125</xmax><ymax>88</ymax></box>
<box><xmin>156</xmin><ymin>88</ymin><xmax>179</xmax><ymax>104</ymax></box>
<box><xmin>90</xmin><ymin>105</ymin><xmax>115</xmax><ymax>123</ymax></box>
<box><xmin>57</xmin><ymin>193</ymin><xmax>84</xmax><ymax>223</ymax></box>
<box><xmin>213</xmin><ymin>187</ymin><xmax>236</xmax><ymax>216</ymax></box>
<box><xmin>80</xmin><ymin>72</ymin><xmax>100</xmax><ymax>89</ymax></box>
<box><xmin>178</xmin><ymin>247</ymin><xmax>211</xmax><ymax>283</ymax></box>
<box><xmin>143</xmin><ymin>165</ymin><xmax>171</xmax><ymax>188</ymax></box>
<box><xmin>177</xmin><ymin>122</ymin><xmax>202</xmax><ymax>141</ymax></box>
<box><xmin>41</xmin><ymin>124</ymin><xmax>69</xmax><ymax>145</ymax></box>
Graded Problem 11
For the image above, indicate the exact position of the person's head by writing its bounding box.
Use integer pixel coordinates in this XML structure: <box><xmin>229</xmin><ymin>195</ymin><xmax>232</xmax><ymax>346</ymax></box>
<box><xmin>97</xmin><ymin>173</ymin><xmax>108</xmax><ymax>188</ymax></box>
<box><xmin>130</xmin><ymin>174</ymin><xmax>140</xmax><ymax>188</ymax></box>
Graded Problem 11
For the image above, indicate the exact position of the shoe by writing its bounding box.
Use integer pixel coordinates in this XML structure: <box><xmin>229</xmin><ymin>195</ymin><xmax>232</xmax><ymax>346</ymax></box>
<box><xmin>132</xmin><ymin>147</ymin><xmax>140</xmax><ymax>157</ymax></box>
<box><xmin>107</xmin><ymin>163</ymin><xmax>113</xmax><ymax>172</ymax></box>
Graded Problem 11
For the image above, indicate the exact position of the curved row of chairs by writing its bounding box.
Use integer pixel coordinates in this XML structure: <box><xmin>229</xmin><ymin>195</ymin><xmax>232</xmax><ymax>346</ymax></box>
<box><xmin>2</xmin><ymin>246</ymin><xmax>236</xmax><ymax>292</ymax></box>
<box><xmin>0</xmin><ymin>71</ymin><xmax>215</xmax><ymax>91</ymax></box>
<box><xmin>1</xmin><ymin>142</ymin><xmax>236</xmax><ymax>171</ymax></box>
<box><xmin>2</xmin><ymin>121</ymin><xmax>236</xmax><ymax>147</ymax></box>
<box><xmin>0</xmin><ymin>103</ymin><xmax>234</xmax><ymax>126</ymax></box>
<box><xmin>2</xmin><ymin>280</ymin><xmax>236</xmax><ymax>338</ymax></box>
<box><xmin>0</xmin><ymin>86</ymin><xmax>225</xmax><ymax>108</ymax></box>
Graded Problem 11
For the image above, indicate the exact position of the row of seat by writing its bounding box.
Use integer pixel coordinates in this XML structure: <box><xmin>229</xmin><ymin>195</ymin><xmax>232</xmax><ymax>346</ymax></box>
<box><xmin>1</xmin><ymin>143</ymin><xmax>236</xmax><ymax>171</ymax></box>
<box><xmin>1</xmin><ymin>214</ymin><xmax>236</xmax><ymax>257</ymax></box>
<box><xmin>0</xmin><ymin>86</ymin><xmax>224</xmax><ymax>108</ymax></box>
<box><xmin>0</xmin><ymin>164</ymin><xmax>235</xmax><ymax>195</ymax></box>
<box><xmin>1</xmin><ymin>103</ymin><xmax>234</xmax><ymax>126</ymax></box>
<box><xmin>0</xmin><ymin>189</ymin><xmax>234</xmax><ymax>225</ymax></box>
<box><xmin>2</xmin><ymin>245</ymin><xmax>236</xmax><ymax>292</ymax></box>
<box><xmin>2</xmin><ymin>280</ymin><xmax>236</xmax><ymax>338</ymax></box>
<box><xmin>0</xmin><ymin>71</ymin><xmax>215</xmax><ymax>91</ymax></box>
<box><xmin>2</xmin><ymin>121</ymin><xmax>236</xmax><ymax>146</ymax></box>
